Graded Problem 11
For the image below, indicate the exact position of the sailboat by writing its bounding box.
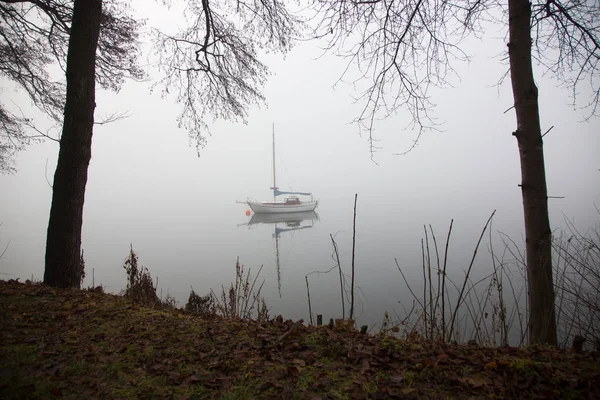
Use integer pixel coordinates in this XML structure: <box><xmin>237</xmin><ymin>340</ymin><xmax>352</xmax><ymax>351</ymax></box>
<box><xmin>246</xmin><ymin>125</ymin><xmax>318</xmax><ymax>214</ymax></box>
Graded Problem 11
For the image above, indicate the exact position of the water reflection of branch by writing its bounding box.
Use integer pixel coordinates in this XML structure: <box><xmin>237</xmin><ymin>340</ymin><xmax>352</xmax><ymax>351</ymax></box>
<box><xmin>277</xmin><ymin>262</ymin><xmax>281</xmax><ymax>298</ymax></box>
<box><xmin>273</xmin><ymin>235</ymin><xmax>281</xmax><ymax>298</ymax></box>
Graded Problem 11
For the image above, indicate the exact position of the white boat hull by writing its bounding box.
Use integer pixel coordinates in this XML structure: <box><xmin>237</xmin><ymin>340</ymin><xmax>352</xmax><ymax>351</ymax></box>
<box><xmin>247</xmin><ymin>200</ymin><xmax>318</xmax><ymax>214</ymax></box>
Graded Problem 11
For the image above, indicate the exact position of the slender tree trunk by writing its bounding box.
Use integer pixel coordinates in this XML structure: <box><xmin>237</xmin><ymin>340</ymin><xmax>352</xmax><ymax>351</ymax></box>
<box><xmin>507</xmin><ymin>0</ymin><xmax>557</xmax><ymax>345</ymax></box>
<box><xmin>44</xmin><ymin>0</ymin><xmax>102</xmax><ymax>288</ymax></box>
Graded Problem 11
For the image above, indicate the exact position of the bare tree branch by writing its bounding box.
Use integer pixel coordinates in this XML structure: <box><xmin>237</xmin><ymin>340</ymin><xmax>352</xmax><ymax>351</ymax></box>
<box><xmin>531</xmin><ymin>0</ymin><xmax>600</xmax><ymax>119</ymax></box>
<box><xmin>0</xmin><ymin>0</ymin><xmax>144</xmax><ymax>172</ymax></box>
<box><xmin>94</xmin><ymin>110</ymin><xmax>132</xmax><ymax>126</ymax></box>
<box><xmin>310</xmin><ymin>0</ymin><xmax>486</xmax><ymax>158</ymax></box>
<box><xmin>151</xmin><ymin>0</ymin><xmax>301</xmax><ymax>151</ymax></box>
<box><xmin>311</xmin><ymin>0</ymin><xmax>600</xmax><ymax>156</ymax></box>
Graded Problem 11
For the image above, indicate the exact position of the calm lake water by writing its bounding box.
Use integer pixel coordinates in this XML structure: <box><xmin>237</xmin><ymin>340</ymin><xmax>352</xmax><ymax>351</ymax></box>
<box><xmin>77</xmin><ymin>192</ymin><xmax>530</xmax><ymax>341</ymax></box>
<box><xmin>1</xmin><ymin>151</ymin><xmax>597</xmax><ymax>346</ymax></box>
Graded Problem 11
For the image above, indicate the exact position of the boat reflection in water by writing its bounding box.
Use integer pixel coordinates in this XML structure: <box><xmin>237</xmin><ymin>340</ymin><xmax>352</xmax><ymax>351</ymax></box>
<box><xmin>242</xmin><ymin>211</ymin><xmax>319</xmax><ymax>296</ymax></box>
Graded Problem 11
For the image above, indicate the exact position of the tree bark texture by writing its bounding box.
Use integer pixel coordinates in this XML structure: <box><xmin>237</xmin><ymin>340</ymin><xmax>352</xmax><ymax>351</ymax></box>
<box><xmin>44</xmin><ymin>0</ymin><xmax>102</xmax><ymax>288</ymax></box>
<box><xmin>507</xmin><ymin>0</ymin><xmax>557</xmax><ymax>345</ymax></box>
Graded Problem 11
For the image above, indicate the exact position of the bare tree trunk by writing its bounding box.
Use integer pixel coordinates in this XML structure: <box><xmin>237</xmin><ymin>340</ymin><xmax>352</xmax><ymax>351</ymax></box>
<box><xmin>44</xmin><ymin>0</ymin><xmax>102</xmax><ymax>288</ymax></box>
<box><xmin>507</xmin><ymin>0</ymin><xmax>557</xmax><ymax>345</ymax></box>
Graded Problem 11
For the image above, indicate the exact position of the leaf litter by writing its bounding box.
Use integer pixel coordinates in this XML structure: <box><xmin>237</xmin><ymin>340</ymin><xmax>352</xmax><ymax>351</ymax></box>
<box><xmin>1</xmin><ymin>279</ymin><xmax>600</xmax><ymax>399</ymax></box>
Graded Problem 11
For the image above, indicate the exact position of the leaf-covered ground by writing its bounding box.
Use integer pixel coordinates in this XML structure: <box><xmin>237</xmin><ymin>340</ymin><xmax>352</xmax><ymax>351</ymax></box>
<box><xmin>1</xmin><ymin>280</ymin><xmax>599</xmax><ymax>399</ymax></box>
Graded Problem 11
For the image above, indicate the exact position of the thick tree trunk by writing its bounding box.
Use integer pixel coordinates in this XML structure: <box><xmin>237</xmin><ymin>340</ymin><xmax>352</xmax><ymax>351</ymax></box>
<box><xmin>507</xmin><ymin>0</ymin><xmax>557</xmax><ymax>345</ymax></box>
<box><xmin>44</xmin><ymin>0</ymin><xmax>102</xmax><ymax>288</ymax></box>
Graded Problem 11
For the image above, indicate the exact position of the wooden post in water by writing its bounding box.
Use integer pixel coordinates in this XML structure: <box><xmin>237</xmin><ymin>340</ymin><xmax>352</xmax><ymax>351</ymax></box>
<box><xmin>317</xmin><ymin>314</ymin><xmax>323</xmax><ymax>326</ymax></box>
<box><xmin>305</xmin><ymin>275</ymin><xmax>313</xmax><ymax>325</ymax></box>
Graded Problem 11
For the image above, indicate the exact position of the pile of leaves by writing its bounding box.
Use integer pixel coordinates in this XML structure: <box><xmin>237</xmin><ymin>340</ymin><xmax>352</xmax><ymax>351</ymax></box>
<box><xmin>1</xmin><ymin>279</ymin><xmax>600</xmax><ymax>399</ymax></box>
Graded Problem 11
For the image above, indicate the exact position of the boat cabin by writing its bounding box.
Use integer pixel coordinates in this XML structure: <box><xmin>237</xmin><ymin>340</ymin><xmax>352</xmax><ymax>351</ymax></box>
<box><xmin>284</xmin><ymin>196</ymin><xmax>301</xmax><ymax>205</ymax></box>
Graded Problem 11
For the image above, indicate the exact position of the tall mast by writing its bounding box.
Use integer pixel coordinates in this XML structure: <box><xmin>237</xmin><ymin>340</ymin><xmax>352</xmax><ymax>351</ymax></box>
<box><xmin>270</xmin><ymin>123</ymin><xmax>278</xmax><ymax>201</ymax></box>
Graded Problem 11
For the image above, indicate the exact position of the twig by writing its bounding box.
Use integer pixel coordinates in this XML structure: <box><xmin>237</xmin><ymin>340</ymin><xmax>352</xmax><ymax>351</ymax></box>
<box><xmin>424</xmin><ymin>226</ymin><xmax>434</xmax><ymax>341</ymax></box>
<box><xmin>44</xmin><ymin>159</ymin><xmax>53</xmax><ymax>189</ymax></box>
<box><xmin>448</xmin><ymin>210</ymin><xmax>496</xmax><ymax>341</ymax></box>
<box><xmin>330</xmin><ymin>233</ymin><xmax>345</xmax><ymax>318</ymax></box>
<box><xmin>350</xmin><ymin>193</ymin><xmax>357</xmax><ymax>320</ymax></box>
<box><xmin>420</xmin><ymin>237</ymin><xmax>428</xmax><ymax>339</ymax></box>
<box><xmin>94</xmin><ymin>110</ymin><xmax>132</xmax><ymax>125</ymax></box>
<box><xmin>0</xmin><ymin>240</ymin><xmax>10</xmax><ymax>260</ymax></box>
<box><xmin>395</xmin><ymin>258</ymin><xmax>425</xmax><ymax>311</ymax></box>
<box><xmin>441</xmin><ymin>219</ymin><xmax>454</xmax><ymax>342</ymax></box>
<box><xmin>541</xmin><ymin>125</ymin><xmax>554</xmax><ymax>138</ymax></box>
<box><xmin>430</xmin><ymin>224</ymin><xmax>442</xmax><ymax>340</ymax></box>
<box><xmin>244</xmin><ymin>265</ymin><xmax>264</xmax><ymax>317</ymax></box>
